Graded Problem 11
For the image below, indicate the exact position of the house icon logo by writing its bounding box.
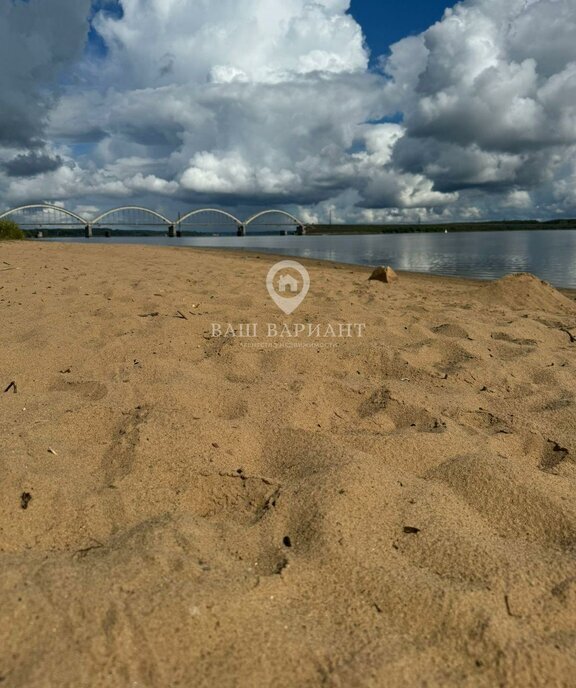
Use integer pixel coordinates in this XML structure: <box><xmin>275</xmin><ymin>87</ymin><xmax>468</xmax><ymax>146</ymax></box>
<box><xmin>278</xmin><ymin>274</ymin><xmax>299</xmax><ymax>293</ymax></box>
<box><xmin>266</xmin><ymin>260</ymin><xmax>310</xmax><ymax>314</ymax></box>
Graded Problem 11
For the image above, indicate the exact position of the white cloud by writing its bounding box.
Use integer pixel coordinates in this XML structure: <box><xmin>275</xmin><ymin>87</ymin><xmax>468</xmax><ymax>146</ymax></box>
<box><xmin>2</xmin><ymin>0</ymin><xmax>576</xmax><ymax>222</ymax></box>
<box><xmin>93</xmin><ymin>0</ymin><xmax>367</xmax><ymax>86</ymax></box>
<box><xmin>0</xmin><ymin>0</ymin><xmax>91</xmax><ymax>148</ymax></box>
<box><xmin>503</xmin><ymin>190</ymin><xmax>532</xmax><ymax>209</ymax></box>
<box><xmin>29</xmin><ymin>0</ymin><xmax>388</xmax><ymax>211</ymax></box>
<box><xmin>383</xmin><ymin>0</ymin><xmax>576</xmax><ymax>217</ymax></box>
<box><xmin>180</xmin><ymin>152</ymin><xmax>300</xmax><ymax>196</ymax></box>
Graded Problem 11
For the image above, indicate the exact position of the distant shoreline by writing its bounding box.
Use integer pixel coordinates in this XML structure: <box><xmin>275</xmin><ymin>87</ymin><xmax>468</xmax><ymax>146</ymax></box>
<box><xmin>306</xmin><ymin>220</ymin><xmax>576</xmax><ymax>235</ymax></box>
<box><xmin>23</xmin><ymin>218</ymin><xmax>576</xmax><ymax>238</ymax></box>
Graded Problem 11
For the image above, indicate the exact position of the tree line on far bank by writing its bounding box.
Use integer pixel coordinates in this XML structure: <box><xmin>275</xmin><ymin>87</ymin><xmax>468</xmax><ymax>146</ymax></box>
<box><xmin>2</xmin><ymin>217</ymin><xmax>576</xmax><ymax>240</ymax></box>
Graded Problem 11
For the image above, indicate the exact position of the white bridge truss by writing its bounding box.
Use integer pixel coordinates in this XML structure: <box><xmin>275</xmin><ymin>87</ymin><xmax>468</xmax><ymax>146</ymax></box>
<box><xmin>0</xmin><ymin>204</ymin><xmax>306</xmax><ymax>236</ymax></box>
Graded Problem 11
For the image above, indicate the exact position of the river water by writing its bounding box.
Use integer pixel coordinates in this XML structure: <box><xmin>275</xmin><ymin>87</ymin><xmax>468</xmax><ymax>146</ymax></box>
<box><xmin>42</xmin><ymin>229</ymin><xmax>576</xmax><ymax>289</ymax></box>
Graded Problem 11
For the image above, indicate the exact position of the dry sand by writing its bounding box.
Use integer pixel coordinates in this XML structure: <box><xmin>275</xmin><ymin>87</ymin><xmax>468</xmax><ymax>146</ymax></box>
<box><xmin>0</xmin><ymin>241</ymin><xmax>575</xmax><ymax>687</ymax></box>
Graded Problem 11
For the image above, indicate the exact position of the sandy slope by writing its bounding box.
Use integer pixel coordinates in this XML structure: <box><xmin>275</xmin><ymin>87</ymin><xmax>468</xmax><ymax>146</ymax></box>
<box><xmin>0</xmin><ymin>242</ymin><xmax>575</xmax><ymax>687</ymax></box>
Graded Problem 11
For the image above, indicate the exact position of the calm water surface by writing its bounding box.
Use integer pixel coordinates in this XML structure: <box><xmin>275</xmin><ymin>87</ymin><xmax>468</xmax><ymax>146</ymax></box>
<box><xmin>43</xmin><ymin>230</ymin><xmax>576</xmax><ymax>289</ymax></box>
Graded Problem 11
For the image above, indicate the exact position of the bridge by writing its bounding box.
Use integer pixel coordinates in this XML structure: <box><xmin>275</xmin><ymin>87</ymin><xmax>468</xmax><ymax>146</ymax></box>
<box><xmin>0</xmin><ymin>204</ymin><xmax>307</xmax><ymax>237</ymax></box>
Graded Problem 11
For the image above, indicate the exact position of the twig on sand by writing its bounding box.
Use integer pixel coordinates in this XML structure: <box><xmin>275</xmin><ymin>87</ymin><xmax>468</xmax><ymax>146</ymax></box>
<box><xmin>74</xmin><ymin>541</ymin><xmax>104</xmax><ymax>559</ymax></box>
<box><xmin>175</xmin><ymin>310</ymin><xmax>188</xmax><ymax>320</ymax></box>
<box><xmin>504</xmin><ymin>594</ymin><xmax>514</xmax><ymax>617</ymax></box>
<box><xmin>3</xmin><ymin>381</ymin><xmax>17</xmax><ymax>393</ymax></box>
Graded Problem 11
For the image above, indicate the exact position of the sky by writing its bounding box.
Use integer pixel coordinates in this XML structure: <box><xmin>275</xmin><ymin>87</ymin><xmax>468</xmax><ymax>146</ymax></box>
<box><xmin>350</xmin><ymin>1</ymin><xmax>449</xmax><ymax>65</ymax></box>
<box><xmin>1</xmin><ymin>0</ymin><xmax>576</xmax><ymax>224</ymax></box>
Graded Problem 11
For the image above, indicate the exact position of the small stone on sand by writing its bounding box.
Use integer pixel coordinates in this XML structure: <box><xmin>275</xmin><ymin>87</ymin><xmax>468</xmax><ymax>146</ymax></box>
<box><xmin>369</xmin><ymin>266</ymin><xmax>398</xmax><ymax>283</ymax></box>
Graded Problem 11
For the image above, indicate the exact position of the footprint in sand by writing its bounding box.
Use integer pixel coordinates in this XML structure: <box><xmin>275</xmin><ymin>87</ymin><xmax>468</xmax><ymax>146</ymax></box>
<box><xmin>535</xmin><ymin>397</ymin><xmax>574</xmax><ymax>412</ymax></box>
<box><xmin>491</xmin><ymin>331</ymin><xmax>538</xmax><ymax>346</ymax></box>
<box><xmin>181</xmin><ymin>473</ymin><xmax>281</xmax><ymax>526</ymax></box>
<box><xmin>101</xmin><ymin>405</ymin><xmax>150</xmax><ymax>485</ymax></box>
<box><xmin>359</xmin><ymin>388</ymin><xmax>446</xmax><ymax>433</ymax></box>
<box><xmin>51</xmin><ymin>379</ymin><xmax>108</xmax><ymax>401</ymax></box>
<box><xmin>218</xmin><ymin>398</ymin><xmax>249</xmax><ymax>420</ymax></box>
<box><xmin>539</xmin><ymin>440</ymin><xmax>573</xmax><ymax>476</ymax></box>
<box><xmin>427</xmin><ymin>452</ymin><xmax>576</xmax><ymax>549</ymax></box>
<box><xmin>431</xmin><ymin>323</ymin><xmax>472</xmax><ymax>340</ymax></box>
<box><xmin>488</xmin><ymin>335</ymin><xmax>537</xmax><ymax>361</ymax></box>
<box><xmin>451</xmin><ymin>409</ymin><xmax>512</xmax><ymax>435</ymax></box>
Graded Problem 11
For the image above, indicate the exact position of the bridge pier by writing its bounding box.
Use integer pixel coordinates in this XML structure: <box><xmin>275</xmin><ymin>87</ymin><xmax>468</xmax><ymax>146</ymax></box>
<box><xmin>296</xmin><ymin>225</ymin><xmax>306</xmax><ymax>236</ymax></box>
<box><xmin>237</xmin><ymin>225</ymin><xmax>246</xmax><ymax>237</ymax></box>
<box><xmin>168</xmin><ymin>225</ymin><xmax>176</xmax><ymax>238</ymax></box>
<box><xmin>84</xmin><ymin>224</ymin><xmax>93</xmax><ymax>238</ymax></box>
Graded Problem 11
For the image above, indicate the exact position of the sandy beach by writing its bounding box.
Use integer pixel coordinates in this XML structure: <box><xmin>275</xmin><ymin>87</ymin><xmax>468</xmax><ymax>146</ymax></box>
<box><xmin>1</xmin><ymin>241</ymin><xmax>575</xmax><ymax>687</ymax></box>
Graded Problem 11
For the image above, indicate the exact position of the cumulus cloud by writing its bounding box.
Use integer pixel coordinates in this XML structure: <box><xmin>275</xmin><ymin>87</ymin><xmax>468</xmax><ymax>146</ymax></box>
<box><xmin>39</xmin><ymin>0</ymin><xmax>390</xmax><ymax>210</ymax></box>
<box><xmin>93</xmin><ymin>0</ymin><xmax>367</xmax><ymax>86</ymax></box>
<box><xmin>3</xmin><ymin>152</ymin><xmax>63</xmax><ymax>178</ymax></box>
<box><xmin>2</xmin><ymin>0</ymin><xmax>576</xmax><ymax>222</ymax></box>
<box><xmin>0</xmin><ymin>0</ymin><xmax>91</xmax><ymax>147</ymax></box>
<box><xmin>384</xmin><ymin>0</ymin><xmax>576</xmax><ymax>217</ymax></box>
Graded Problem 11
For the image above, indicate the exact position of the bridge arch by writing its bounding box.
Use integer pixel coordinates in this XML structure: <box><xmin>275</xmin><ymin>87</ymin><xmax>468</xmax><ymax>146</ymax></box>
<box><xmin>177</xmin><ymin>208</ymin><xmax>243</xmax><ymax>227</ymax></box>
<box><xmin>92</xmin><ymin>206</ymin><xmax>172</xmax><ymax>226</ymax></box>
<box><xmin>0</xmin><ymin>204</ymin><xmax>88</xmax><ymax>225</ymax></box>
<box><xmin>245</xmin><ymin>210</ymin><xmax>304</xmax><ymax>227</ymax></box>
<box><xmin>0</xmin><ymin>204</ymin><xmax>307</xmax><ymax>236</ymax></box>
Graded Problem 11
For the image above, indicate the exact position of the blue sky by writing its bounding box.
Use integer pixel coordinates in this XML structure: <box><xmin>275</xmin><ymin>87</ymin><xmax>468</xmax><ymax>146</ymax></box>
<box><xmin>350</xmin><ymin>0</ymin><xmax>449</xmax><ymax>62</ymax></box>
<box><xmin>87</xmin><ymin>0</ymin><xmax>123</xmax><ymax>57</ymax></box>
